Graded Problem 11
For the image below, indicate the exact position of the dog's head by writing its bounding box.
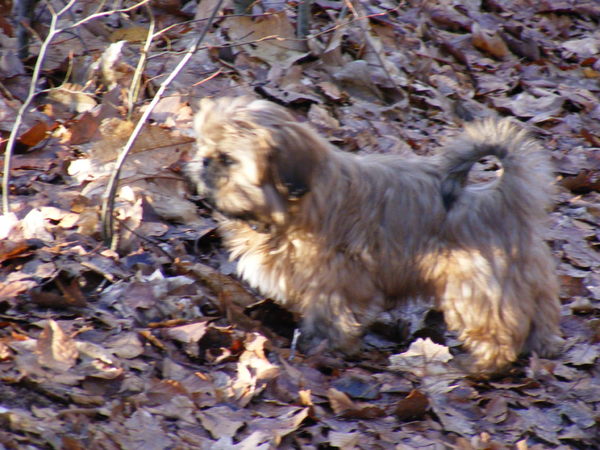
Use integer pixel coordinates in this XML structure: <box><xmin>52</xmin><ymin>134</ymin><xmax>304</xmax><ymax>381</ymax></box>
<box><xmin>189</xmin><ymin>97</ymin><xmax>325</xmax><ymax>226</ymax></box>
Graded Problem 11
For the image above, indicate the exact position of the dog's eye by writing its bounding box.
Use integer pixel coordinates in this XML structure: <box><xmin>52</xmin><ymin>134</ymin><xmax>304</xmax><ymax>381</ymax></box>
<box><xmin>218</xmin><ymin>153</ymin><xmax>235</xmax><ymax>166</ymax></box>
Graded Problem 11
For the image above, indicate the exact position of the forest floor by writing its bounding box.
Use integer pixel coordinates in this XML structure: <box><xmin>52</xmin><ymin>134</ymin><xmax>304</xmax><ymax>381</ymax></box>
<box><xmin>0</xmin><ymin>0</ymin><xmax>599</xmax><ymax>448</ymax></box>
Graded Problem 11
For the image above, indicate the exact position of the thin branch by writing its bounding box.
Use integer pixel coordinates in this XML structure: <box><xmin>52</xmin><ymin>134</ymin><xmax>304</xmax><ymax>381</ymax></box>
<box><xmin>2</xmin><ymin>0</ymin><xmax>70</xmax><ymax>214</ymax></box>
<box><xmin>1</xmin><ymin>0</ymin><xmax>152</xmax><ymax>214</ymax></box>
<box><xmin>297</xmin><ymin>0</ymin><xmax>313</xmax><ymax>38</ymax></box>
<box><xmin>148</xmin><ymin>9</ymin><xmax>282</xmax><ymax>42</ymax></box>
<box><xmin>101</xmin><ymin>0</ymin><xmax>226</xmax><ymax>246</ymax></box>
<box><xmin>127</xmin><ymin>2</ymin><xmax>156</xmax><ymax>118</ymax></box>
<box><xmin>192</xmin><ymin>68</ymin><xmax>223</xmax><ymax>87</ymax></box>
<box><xmin>309</xmin><ymin>4</ymin><xmax>400</xmax><ymax>41</ymax></box>
<box><xmin>62</xmin><ymin>0</ymin><xmax>153</xmax><ymax>32</ymax></box>
<box><xmin>349</xmin><ymin>0</ymin><xmax>405</xmax><ymax>96</ymax></box>
<box><xmin>16</xmin><ymin>0</ymin><xmax>40</xmax><ymax>59</ymax></box>
<box><xmin>232</xmin><ymin>0</ymin><xmax>255</xmax><ymax>15</ymax></box>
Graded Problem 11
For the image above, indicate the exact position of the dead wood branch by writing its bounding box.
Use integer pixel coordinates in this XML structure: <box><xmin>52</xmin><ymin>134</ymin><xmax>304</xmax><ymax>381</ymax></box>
<box><xmin>100</xmin><ymin>0</ymin><xmax>226</xmax><ymax>246</ymax></box>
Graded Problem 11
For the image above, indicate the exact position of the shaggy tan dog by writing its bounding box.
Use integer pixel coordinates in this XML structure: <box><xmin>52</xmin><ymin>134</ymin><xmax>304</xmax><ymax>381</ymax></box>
<box><xmin>189</xmin><ymin>96</ymin><xmax>562</xmax><ymax>373</ymax></box>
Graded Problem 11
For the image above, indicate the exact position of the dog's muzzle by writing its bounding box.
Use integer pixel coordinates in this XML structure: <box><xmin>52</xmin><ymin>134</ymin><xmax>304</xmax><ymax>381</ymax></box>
<box><xmin>200</xmin><ymin>157</ymin><xmax>220</xmax><ymax>191</ymax></box>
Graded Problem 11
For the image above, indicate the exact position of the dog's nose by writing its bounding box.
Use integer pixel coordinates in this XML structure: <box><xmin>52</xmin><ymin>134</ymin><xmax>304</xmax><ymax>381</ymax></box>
<box><xmin>202</xmin><ymin>157</ymin><xmax>213</xmax><ymax>168</ymax></box>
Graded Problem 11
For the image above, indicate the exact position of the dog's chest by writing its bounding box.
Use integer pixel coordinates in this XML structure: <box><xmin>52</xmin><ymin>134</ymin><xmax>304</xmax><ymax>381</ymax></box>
<box><xmin>224</xmin><ymin>226</ymin><xmax>317</xmax><ymax>305</ymax></box>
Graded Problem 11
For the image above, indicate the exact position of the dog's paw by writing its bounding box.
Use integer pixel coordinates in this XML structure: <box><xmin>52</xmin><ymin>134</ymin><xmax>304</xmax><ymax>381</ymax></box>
<box><xmin>295</xmin><ymin>325</ymin><xmax>362</xmax><ymax>357</ymax></box>
<box><xmin>296</xmin><ymin>328</ymin><xmax>331</xmax><ymax>356</ymax></box>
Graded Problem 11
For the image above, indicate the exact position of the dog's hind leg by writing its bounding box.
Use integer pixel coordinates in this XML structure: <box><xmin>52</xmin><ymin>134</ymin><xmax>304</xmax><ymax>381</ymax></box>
<box><xmin>435</xmin><ymin>249</ymin><xmax>533</xmax><ymax>374</ymax></box>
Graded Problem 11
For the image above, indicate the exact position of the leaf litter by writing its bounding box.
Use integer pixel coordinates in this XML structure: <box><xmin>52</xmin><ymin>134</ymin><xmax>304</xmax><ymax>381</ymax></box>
<box><xmin>0</xmin><ymin>0</ymin><xmax>599</xmax><ymax>448</ymax></box>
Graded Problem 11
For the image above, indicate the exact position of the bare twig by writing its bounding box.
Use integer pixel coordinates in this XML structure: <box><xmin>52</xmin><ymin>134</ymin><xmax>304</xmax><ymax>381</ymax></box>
<box><xmin>2</xmin><ymin>0</ymin><xmax>76</xmax><ymax>214</ymax></box>
<box><xmin>1</xmin><ymin>0</ymin><xmax>153</xmax><ymax>215</ymax></box>
<box><xmin>101</xmin><ymin>0</ymin><xmax>226</xmax><ymax>246</ymax></box>
<box><xmin>191</xmin><ymin>68</ymin><xmax>223</xmax><ymax>87</ymax></box>
<box><xmin>148</xmin><ymin>9</ymin><xmax>283</xmax><ymax>43</ymax></box>
<box><xmin>297</xmin><ymin>0</ymin><xmax>313</xmax><ymax>38</ymax></box>
<box><xmin>233</xmin><ymin>0</ymin><xmax>255</xmax><ymax>15</ymax></box>
<box><xmin>127</xmin><ymin>3</ymin><xmax>156</xmax><ymax>118</ymax></box>
<box><xmin>15</xmin><ymin>0</ymin><xmax>41</xmax><ymax>59</ymax></box>
<box><xmin>350</xmin><ymin>0</ymin><xmax>405</xmax><ymax>96</ymax></box>
<box><xmin>308</xmin><ymin>4</ymin><xmax>400</xmax><ymax>41</ymax></box>
<box><xmin>63</xmin><ymin>0</ymin><xmax>152</xmax><ymax>31</ymax></box>
<box><xmin>289</xmin><ymin>328</ymin><xmax>302</xmax><ymax>360</ymax></box>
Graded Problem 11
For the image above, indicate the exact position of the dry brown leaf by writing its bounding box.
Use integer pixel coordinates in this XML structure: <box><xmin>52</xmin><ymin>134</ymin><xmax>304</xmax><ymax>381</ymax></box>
<box><xmin>328</xmin><ymin>431</ymin><xmax>361</xmax><ymax>449</ymax></box>
<box><xmin>327</xmin><ymin>387</ymin><xmax>385</xmax><ymax>419</ymax></box>
<box><xmin>0</xmin><ymin>49</ymin><xmax>25</xmax><ymax>78</ymax></box>
<box><xmin>226</xmin><ymin>11</ymin><xmax>308</xmax><ymax>69</ymax></box>
<box><xmin>109</xmin><ymin>26</ymin><xmax>149</xmax><ymax>43</ymax></box>
<box><xmin>298</xmin><ymin>389</ymin><xmax>313</xmax><ymax>406</ymax></box>
<box><xmin>69</xmin><ymin>119</ymin><xmax>193</xmax><ymax>187</ymax></box>
<box><xmin>0</xmin><ymin>276</ymin><xmax>37</xmax><ymax>299</ymax></box>
<box><xmin>394</xmin><ymin>389</ymin><xmax>429</xmax><ymax>421</ymax></box>
<box><xmin>0</xmin><ymin>342</ymin><xmax>12</xmax><ymax>360</ymax></box>
<box><xmin>389</xmin><ymin>338</ymin><xmax>453</xmax><ymax>376</ymax></box>
<box><xmin>244</xmin><ymin>406</ymin><xmax>310</xmax><ymax>447</ymax></box>
<box><xmin>48</xmin><ymin>84</ymin><xmax>97</xmax><ymax>113</ymax></box>
<box><xmin>560</xmin><ymin>36</ymin><xmax>599</xmax><ymax>59</ymax></box>
<box><xmin>165</xmin><ymin>321</ymin><xmax>209</xmax><ymax>344</ymax></box>
<box><xmin>327</xmin><ymin>387</ymin><xmax>355</xmax><ymax>415</ymax></box>
<box><xmin>471</xmin><ymin>23</ymin><xmax>510</xmax><ymax>59</ymax></box>
<box><xmin>18</xmin><ymin>121</ymin><xmax>51</xmax><ymax>148</ymax></box>
<box><xmin>233</xmin><ymin>333</ymin><xmax>280</xmax><ymax>406</ymax></box>
<box><xmin>149</xmin><ymin>94</ymin><xmax>194</xmax><ymax>128</ymax></box>
<box><xmin>65</xmin><ymin>110</ymin><xmax>102</xmax><ymax>145</ymax></box>
<box><xmin>105</xmin><ymin>332</ymin><xmax>144</xmax><ymax>359</ymax></box>
<box><xmin>178</xmin><ymin>261</ymin><xmax>257</xmax><ymax>308</ymax></box>
<box><xmin>36</xmin><ymin>320</ymin><xmax>78</xmax><ymax>371</ymax></box>
<box><xmin>492</xmin><ymin>90</ymin><xmax>564</xmax><ymax>122</ymax></box>
<box><xmin>331</xmin><ymin>372</ymin><xmax>379</xmax><ymax>400</ymax></box>
<box><xmin>119</xmin><ymin>410</ymin><xmax>174</xmax><ymax>449</ymax></box>
<box><xmin>565</xmin><ymin>342</ymin><xmax>600</xmax><ymax>366</ymax></box>
<box><xmin>21</xmin><ymin>209</ymin><xmax>53</xmax><ymax>241</ymax></box>
<box><xmin>197</xmin><ymin>405</ymin><xmax>247</xmax><ymax>440</ymax></box>
<box><xmin>0</xmin><ymin>239</ymin><xmax>32</xmax><ymax>263</ymax></box>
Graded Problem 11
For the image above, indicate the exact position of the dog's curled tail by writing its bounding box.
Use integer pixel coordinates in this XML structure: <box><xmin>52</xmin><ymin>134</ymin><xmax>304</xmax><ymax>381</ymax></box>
<box><xmin>440</xmin><ymin>119</ymin><xmax>554</xmax><ymax>225</ymax></box>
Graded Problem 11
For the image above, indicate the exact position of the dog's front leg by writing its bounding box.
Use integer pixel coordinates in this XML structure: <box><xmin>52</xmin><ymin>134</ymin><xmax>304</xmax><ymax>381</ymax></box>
<box><xmin>295</xmin><ymin>290</ymin><xmax>380</xmax><ymax>355</ymax></box>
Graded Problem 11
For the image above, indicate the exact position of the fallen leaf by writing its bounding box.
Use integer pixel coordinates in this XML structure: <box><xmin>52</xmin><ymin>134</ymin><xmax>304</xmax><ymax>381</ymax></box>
<box><xmin>21</xmin><ymin>209</ymin><xmax>53</xmax><ymax>241</ymax></box>
<box><xmin>493</xmin><ymin>90</ymin><xmax>564</xmax><ymax>122</ymax></box>
<box><xmin>394</xmin><ymin>389</ymin><xmax>429</xmax><ymax>421</ymax></box>
<box><xmin>389</xmin><ymin>338</ymin><xmax>453</xmax><ymax>376</ymax></box>
<box><xmin>36</xmin><ymin>320</ymin><xmax>78</xmax><ymax>371</ymax></box>
<box><xmin>472</xmin><ymin>23</ymin><xmax>510</xmax><ymax>59</ymax></box>
<box><xmin>17</xmin><ymin>121</ymin><xmax>51</xmax><ymax>148</ymax></box>
<box><xmin>565</xmin><ymin>342</ymin><xmax>599</xmax><ymax>366</ymax></box>
<box><xmin>48</xmin><ymin>83</ymin><xmax>97</xmax><ymax>113</ymax></box>
<box><xmin>105</xmin><ymin>332</ymin><xmax>144</xmax><ymax>359</ymax></box>
<box><xmin>233</xmin><ymin>333</ymin><xmax>280</xmax><ymax>406</ymax></box>
<box><xmin>328</xmin><ymin>431</ymin><xmax>361</xmax><ymax>448</ymax></box>
<box><xmin>198</xmin><ymin>405</ymin><xmax>247</xmax><ymax>440</ymax></box>
<box><xmin>165</xmin><ymin>321</ymin><xmax>209</xmax><ymax>344</ymax></box>
<box><xmin>109</xmin><ymin>26</ymin><xmax>149</xmax><ymax>43</ymax></box>
<box><xmin>119</xmin><ymin>410</ymin><xmax>174</xmax><ymax>450</ymax></box>
<box><xmin>327</xmin><ymin>387</ymin><xmax>385</xmax><ymax>419</ymax></box>
<box><xmin>331</xmin><ymin>372</ymin><xmax>380</xmax><ymax>400</ymax></box>
<box><xmin>226</xmin><ymin>11</ymin><xmax>309</xmax><ymax>69</ymax></box>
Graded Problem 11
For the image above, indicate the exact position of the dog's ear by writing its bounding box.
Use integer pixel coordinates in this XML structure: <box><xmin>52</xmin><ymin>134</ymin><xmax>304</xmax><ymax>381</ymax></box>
<box><xmin>270</xmin><ymin>123</ymin><xmax>321</xmax><ymax>199</ymax></box>
<box><xmin>272</xmin><ymin>151</ymin><xmax>313</xmax><ymax>198</ymax></box>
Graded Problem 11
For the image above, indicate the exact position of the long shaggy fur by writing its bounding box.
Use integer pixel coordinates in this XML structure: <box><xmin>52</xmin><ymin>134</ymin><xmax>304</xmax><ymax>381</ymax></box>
<box><xmin>189</xmin><ymin>96</ymin><xmax>563</xmax><ymax>373</ymax></box>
